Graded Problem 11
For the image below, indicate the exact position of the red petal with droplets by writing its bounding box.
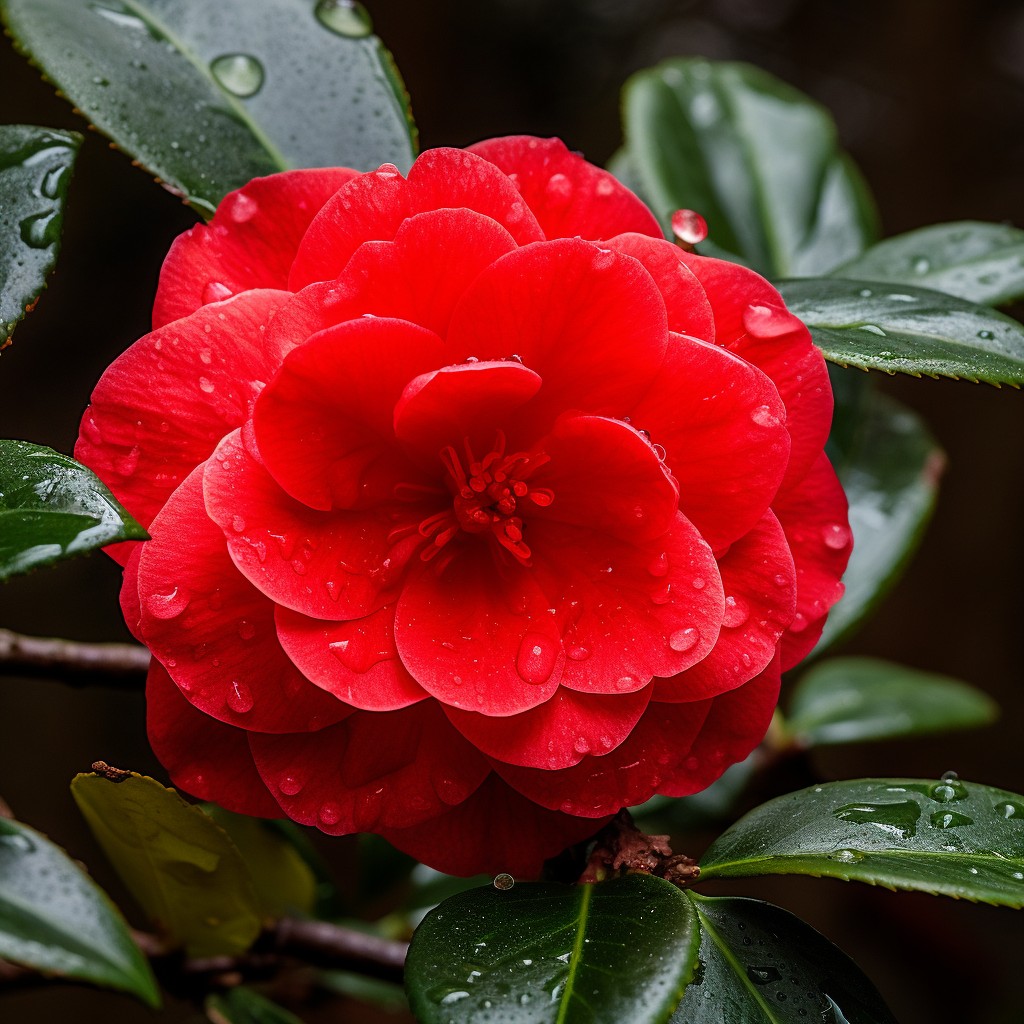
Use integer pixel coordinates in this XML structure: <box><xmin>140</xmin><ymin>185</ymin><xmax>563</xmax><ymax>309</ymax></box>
<box><xmin>75</xmin><ymin>290</ymin><xmax>294</xmax><ymax>555</ymax></box>
<box><xmin>395</xmin><ymin>553</ymin><xmax>563</xmax><ymax>715</ymax></box>
<box><xmin>204</xmin><ymin>431</ymin><xmax>419</xmax><ymax>622</ymax></box>
<box><xmin>446</xmin><ymin>238</ymin><xmax>668</xmax><ymax>428</ymax></box>
<box><xmin>660</xmin><ymin>652</ymin><xmax>782</xmax><ymax>797</ymax></box>
<box><xmin>655</xmin><ymin>511</ymin><xmax>796</xmax><ymax>702</ymax></box>
<box><xmin>248</xmin><ymin>702</ymin><xmax>490</xmax><ymax>832</ymax></box>
<box><xmin>494</xmin><ymin>698</ymin><xmax>711</xmax><ymax>815</ymax></box>
<box><xmin>153</xmin><ymin>168</ymin><xmax>358</xmax><ymax>329</ymax></box>
<box><xmin>605</xmin><ymin>232</ymin><xmax>715</xmax><ymax>341</ymax></box>
<box><xmin>771</xmin><ymin>454</ymin><xmax>851</xmax><ymax>670</ymax></box>
<box><xmin>276</xmin><ymin>604</ymin><xmax>428</xmax><ymax>711</ymax></box>
<box><xmin>526</xmin><ymin>514</ymin><xmax>724</xmax><ymax>694</ymax></box>
<box><xmin>378</xmin><ymin>774</ymin><xmax>607</xmax><ymax>878</ymax></box>
<box><xmin>254</xmin><ymin>317</ymin><xmax>446</xmax><ymax>511</ymax></box>
<box><xmin>628</xmin><ymin>334</ymin><xmax>790</xmax><ymax>552</ymax></box>
<box><xmin>468</xmin><ymin>136</ymin><xmax>662</xmax><ymax>241</ymax></box>
<box><xmin>447</xmin><ymin>684</ymin><xmax>651</xmax><ymax>769</ymax></box>
<box><xmin>135</xmin><ymin>466</ymin><xmax>350</xmax><ymax>733</ymax></box>
<box><xmin>146</xmin><ymin>661</ymin><xmax>282</xmax><ymax>817</ymax></box>
<box><xmin>289</xmin><ymin>150</ymin><xmax>543</xmax><ymax>289</ymax></box>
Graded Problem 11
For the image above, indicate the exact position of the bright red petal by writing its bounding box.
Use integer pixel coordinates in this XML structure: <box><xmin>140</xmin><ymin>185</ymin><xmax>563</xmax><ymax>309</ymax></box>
<box><xmin>248</xmin><ymin>701</ymin><xmax>490</xmax><ymax>832</ymax></box>
<box><xmin>378</xmin><ymin>774</ymin><xmax>607</xmax><ymax>878</ymax></box>
<box><xmin>655</xmin><ymin>511</ymin><xmax>796</xmax><ymax>701</ymax></box>
<box><xmin>628</xmin><ymin>333</ymin><xmax>790</xmax><ymax>552</ymax></box>
<box><xmin>136</xmin><ymin>466</ymin><xmax>350</xmax><ymax>732</ymax></box>
<box><xmin>204</xmin><ymin>431</ymin><xmax>418</xmax><ymax>622</ymax></box>
<box><xmin>276</xmin><ymin>604</ymin><xmax>428</xmax><ymax>711</ymax></box>
<box><xmin>146</xmin><ymin>661</ymin><xmax>282</xmax><ymax>817</ymax></box>
<box><xmin>153</xmin><ymin>168</ymin><xmax>358</xmax><ymax>328</ymax></box>
<box><xmin>468</xmin><ymin>136</ymin><xmax>662</xmax><ymax>241</ymax></box>
<box><xmin>254</xmin><ymin>316</ymin><xmax>446</xmax><ymax>511</ymax></box>
<box><xmin>289</xmin><ymin>151</ymin><xmax>544</xmax><ymax>289</ymax></box>
<box><xmin>75</xmin><ymin>290</ymin><xmax>294</xmax><ymax>551</ymax></box>
<box><xmin>771</xmin><ymin>453</ymin><xmax>851</xmax><ymax>669</ymax></box>
<box><xmin>446</xmin><ymin>684</ymin><xmax>651</xmax><ymax>769</ymax></box>
<box><xmin>447</xmin><ymin>238</ymin><xmax>668</xmax><ymax>427</ymax></box>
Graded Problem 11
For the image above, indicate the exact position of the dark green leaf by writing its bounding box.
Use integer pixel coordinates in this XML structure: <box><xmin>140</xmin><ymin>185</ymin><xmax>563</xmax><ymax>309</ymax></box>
<box><xmin>620</xmin><ymin>58</ymin><xmax>878</xmax><ymax>276</ymax></box>
<box><xmin>673</xmin><ymin>894</ymin><xmax>895</xmax><ymax>1024</ymax></box>
<box><xmin>319</xmin><ymin>970</ymin><xmax>409</xmax><ymax>1012</ymax></box>
<box><xmin>831</xmin><ymin>221</ymin><xmax>1024</xmax><ymax>306</ymax></box>
<box><xmin>0</xmin><ymin>125</ymin><xmax>80</xmax><ymax>347</ymax></box>
<box><xmin>0</xmin><ymin>440</ymin><xmax>147</xmax><ymax>580</ymax></box>
<box><xmin>406</xmin><ymin>875</ymin><xmax>700</xmax><ymax>1024</ymax></box>
<box><xmin>0</xmin><ymin>0</ymin><xmax>416</xmax><ymax>215</ymax></box>
<box><xmin>203</xmin><ymin>805</ymin><xmax>317</xmax><ymax>919</ymax></box>
<box><xmin>71</xmin><ymin>771</ymin><xmax>263</xmax><ymax>956</ymax></box>
<box><xmin>814</xmin><ymin>393</ymin><xmax>942</xmax><ymax>652</ymax></box>
<box><xmin>788</xmin><ymin>657</ymin><xmax>998</xmax><ymax>746</ymax></box>
<box><xmin>779</xmin><ymin>277</ymin><xmax>1024</xmax><ymax>385</ymax></box>
<box><xmin>206</xmin><ymin>986</ymin><xmax>304</xmax><ymax>1024</ymax></box>
<box><xmin>700</xmin><ymin>778</ymin><xmax>1024</xmax><ymax>907</ymax></box>
<box><xmin>0</xmin><ymin>816</ymin><xmax>159</xmax><ymax>1005</ymax></box>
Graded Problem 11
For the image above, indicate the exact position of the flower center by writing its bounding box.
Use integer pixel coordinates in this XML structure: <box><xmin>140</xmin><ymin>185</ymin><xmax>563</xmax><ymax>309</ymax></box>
<box><xmin>417</xmin><ymin>431</ymin><xmax>553</xmax><ymax>566</ymax></box>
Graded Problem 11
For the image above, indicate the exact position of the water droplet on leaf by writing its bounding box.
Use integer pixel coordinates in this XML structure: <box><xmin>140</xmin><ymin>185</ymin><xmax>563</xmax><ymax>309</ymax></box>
<box><xmin>209</xmin><ymin>53</ymin><xmax>265</xmax><ymax>98</ymax></box>
<box><xmin>314</xmin><ymin>0</ymin><xmax>373</xmax><ymax>36</ymax></box>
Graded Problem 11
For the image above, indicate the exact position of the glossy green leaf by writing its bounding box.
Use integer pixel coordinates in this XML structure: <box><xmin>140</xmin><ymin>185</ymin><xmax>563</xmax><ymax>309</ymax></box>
<box><xmin>406</xmin><ymin>875</ymin><xmax>700</xmax><ymax>1024</ymax></box>
<box><xmin>203</xmin><ymin>805</ymin><xmax>316</xmax><ymax>919</ymax></box>
<box><xmin>700</xmin><ymin>778</ymin><xmax>1024</xmax><ymax>907</ymax></box>
<box><xmin>814</xmin><ymin>392</ymin><xmax>942</xmax><ymax>653</ymax></box>
<box><xmin>0</xmin><ymin>126</ymin><xmax>80</xmax><ymax>347</ymax></box>
<box><xmin>206</xmin><ymin>986</ymin><xmax>305</xmax><ymax>1024</ymax></box>
<box><xmin>0</xmin><ymin>0</ymin><xmax>416</xmax><ymax>215</ymax></box>
<box><xmin>788</xmin><ymin>657</ymin><xmax>998</xmax><ymax>746</ymax></box>
<box><xmin>779</xmin><ymin>278</ymin><xmax>1024</xmax><ymax>385</ymax></box>
<box><xmin>0</xmin><ymin>440</ymin><xmax>147</xmax><ymax>580</ymax></box>
<box><xmin>672</xmin><ymin>894</ymin><xmax>895</xmax><ymax>1024</ymax></box>
<box><xmin>831</xmin><ymin>221</ymin><xmax>1024</xmax><ymax>306</ymax></box>
<box><xmin>71</xmin><ymin>772</ymin><xmax>263</xmax><ymax>956</ymax></box>
<box><xmin>0</xmin><ymin>816</ymin><xmax>159</xmax><ymax>1005</ymax></box>
<box><xmin>620</xmin><ymin>58</ymin><xmax>878</xmax><ymax>276</ymax></box>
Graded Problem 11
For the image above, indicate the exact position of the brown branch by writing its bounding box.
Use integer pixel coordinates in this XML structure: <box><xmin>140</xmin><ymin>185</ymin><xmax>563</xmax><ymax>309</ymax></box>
<box><xmin>0</xmin><ymin>628</ymin><xmax>150</xmax><ymax>684</ymax></box>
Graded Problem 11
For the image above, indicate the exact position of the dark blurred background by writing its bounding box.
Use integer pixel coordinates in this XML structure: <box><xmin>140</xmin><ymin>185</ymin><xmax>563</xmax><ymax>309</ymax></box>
<box><xmin>1</xmin><ymin>0</ymin><xmax>1022</xmax><ymax>1021</ymax></box>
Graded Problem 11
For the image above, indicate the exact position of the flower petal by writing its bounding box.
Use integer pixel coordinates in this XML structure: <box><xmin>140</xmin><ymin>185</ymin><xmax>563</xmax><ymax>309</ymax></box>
<box><xmin>153</xmin><ymin>168</ymin><xmax>358</xmax><ymax>329</ymax></box>
<box><xmin>146</xmin><ymin>661</ymin><xmax>282</xmax><ymax>817</ymax></box>
<box><xmin>378</xmin><ymin>774</ymin><xmax>607</xmax><ymax>878</ymax></box>
<box><xmin>289</xmin><ymin>150</ymin><xmax>543</xmax><ymax>289</ymax></box>
<box><xmin>253</xmin><ymin>316</ymin><xmax>446</xmax><ymax>511</ymax></box>
<box><xmin>447</xmin><ymin>238</ymin><xmax>669</xmax><ymax>426</ymax></box>
<box><xmin>654</xmin><ymin>511</ymin><xmax>796</xmax><ymax>702</ymax></box>
<box><xmin>276</xmin><ymin>604</ymin><xmax>428</xmax><ymax>711</ymax></box>
<box><xmin>248</xmin><ymin>702</ymin><xmax>490</xmax><ymax>832</ymax></box>
<box><xmin>136</xmin><ymin>465</ymin><xmax>350</xmax><ymax>732</ymax></box>
<box><xmin>447</xmin><ymin>684</ymin><xmax>651</xmax><ymax>769</ymax></box>
<box><xmin>204</xmin><ymin>430</ymin><xmax>418</xmax><ymax>622</ymax></box>
<box><xmin>75</xmin><ymin>290</ymin><xmax>294</xmax><ymax>550</ymax></box>
<box><xmin>627</xmin><ymin>333</ymin><xmax>790</xmax><ymax>552</ymax></box>
<box><xmin>468</xmin><ymin>136</ymin><xmax>662</xmax><ymax>241</ymax></box>
<box><xmin>771</xmin><ymin>453</ymin><xmax>851</xmax><ymax>670</ymax></box>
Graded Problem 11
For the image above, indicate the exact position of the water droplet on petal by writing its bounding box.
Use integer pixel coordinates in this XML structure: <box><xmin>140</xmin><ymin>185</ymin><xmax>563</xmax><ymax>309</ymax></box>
<box><xmin>573</xmin><ymin>735</ymin><xmax>591</xmax><ymax>755</ymax></box>
<box><xmin>750</xmin><ymin>404</ymin><xmax>781</xmax><ymax>429</ymax></box>
<box><xmin>545</xmin><ymin>172</ymin><xmax>573</xmax><ymax>202</ymax></box>
<box><xmin>202</xmin><ymin>281</ymin><xmax>233</xmax><ymax>303</ymax></box>
<box><xmin>671</xmin><ymin>208</ymin><xmax>708</xmax><ymax>245</ymax></box>
<box><xmin>225</xmin><ymin>191</ymin><xmax>259</xmax><ymax>223</ymax></box>
<box><xmin>314</xmin><ymin>0</ymin><xmax>373</xmax><ymax>37</ymax></box>
<box><xmin>516</xmin><ymin>632</ymin><xmax>558</xmax><ymax>685</ymax></box>
<box><xmin>226</xmin><ymin>680</ymin><xmax>254</xmax><ymax>713</ymax></box>
<box><xmin>669</xmin><ymin>627</ymin><xmax>699</xmax><ymax>652</ymax></box>
<box><xmin>146</xmin><ymin>586</ymin><xmax>190</xmax><ymax>619</ymax></box>
<box><xmin>615</xmin><ymin>675</ymin><xmax>638</xmax><ymax>691</ymax></box>
<box><xmin>318</xmin><ymin>802</ymin><xmax>342</xmax><ymax>826</ymax></box>
<box><xmin>278</xmin><ymin>775</ymin><xmax>303</xmax><ymax>796</ymax></box>
<box><xmin>591</xmin><ymin>247</ymin><xmax>615</xmax><ymax>270</ymax></box>
<box><xmin>648</xmin><ymin>551</ymin><xmax>669</xmax><ymax>577</ymax></box>
<box><xmin>565</xmin><ymin>644</ymin><xmax>591</xmax><ymax>661</ymax></box>
<box><xmin>209</xmin><ymin>53</ymin><xmax>265</xmax><ymax>98</ymax></box>
<box><xmin>823</xmin><ymin>523</ymin><xmax>851</xmax><ymax>549</ymax></box>
<box><xmin>723</xmin><ymin>595</ymin><xmax>749</xmax><ymax>628</ymax></box>
<box><xmin>237</xmin><ymin>620</ymin><xmax>256</xmax><ymax>640</ymax></box>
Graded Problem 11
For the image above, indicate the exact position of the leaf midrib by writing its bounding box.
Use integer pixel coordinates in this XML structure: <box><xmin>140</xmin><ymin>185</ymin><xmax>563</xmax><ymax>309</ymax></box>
<box><xmin>554</xmin><ymin>881</ymin><xmax>594</xmax><ymax>1024</ymax></box>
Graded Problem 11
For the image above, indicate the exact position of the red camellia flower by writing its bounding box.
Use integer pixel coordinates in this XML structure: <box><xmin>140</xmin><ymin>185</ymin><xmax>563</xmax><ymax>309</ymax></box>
<box><xmin>76</xmin><ymin>137</ymin><xmax>851</xmax><ymax>876</ymax></box>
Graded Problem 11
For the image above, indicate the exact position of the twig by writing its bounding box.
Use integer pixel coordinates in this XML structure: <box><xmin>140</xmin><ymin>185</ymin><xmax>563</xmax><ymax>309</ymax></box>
<box><xmin>0</xmin><ymin>628</ymin><xmax>150</xmax><ymax>684</ymax></box>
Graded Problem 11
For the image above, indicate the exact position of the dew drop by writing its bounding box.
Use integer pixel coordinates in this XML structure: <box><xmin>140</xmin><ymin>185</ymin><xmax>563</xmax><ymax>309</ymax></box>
<box><xmin>860</xmin><ymin>324</ymin><xmax>887</xmax><ymax>337</ymax></box>
<box><xmin>912</xmin><ymin>256</ymin><xmax>931</xmax><ymax>274</ymax></box>
<box><xmin>671</xmin><ymin>208</ymin><xmax>708</xmax><ymax>245</ymax></box>
<box><xmin>19</xmin><ymin>210</ymin><xmax>58</xmax><ymax>249</ymax></box>
<box><xmin>833</xmin><ymin>801</ymin><xmax>920</xmax><ymax>838</ymax></box>
<box><xmin>591</xmin><ymin>248</ymin><xmax>616</xmax><ymax>270</ymax></box>
<box><xmin>565</xmin><ymin>644</ymin><xmax>591</xmax><ymax>661</ymax></box>
<box><xmin>829</xmin><ymin>848</ymin><xmax>865</xmax><ymax>864</ymax></box>
<box><xmin>226</xmin><ymin>680</ymin><xmax>254</xmax><ymax>713</ymax></box>
<box><xmin>209</xmin><ymin>53</ymin><xmax>265</xmax><ymax>98</ymax></box>
<box><xmin>573</xmin><ymin>735</ymin><xmax>591</xmax><ymax>755</ymax></box>
<box><xmin>858</xmin><ymin>288</ymin><xmax>873</xmax><ymax>298</ymax></box>
<box><xmin>202</xmin><ymin>280</ymin><xmax>233</xmax><ymax>304</ymax></box>
<box><xmin>278</xmin><ymin>775</ymin><xmax>303</xmax><ymax>796</ymax></box>
<box><xmin>994</xmin><ymin>800</ymin><xmax>1023</xmax><ymax>819</ymax></box>
<box><xmin>722</xmin><ymin>595</ymin><xmax>749</xmax><ymax>628</ymax></box>
<box><xmin>314</xmin><ymin>0</ymin><xmax>373</xmax><ymax>37</ymax></box>
<box><xmin>649</xmin><ymin>582</ymin><xmax>672</xmax><ymax>605</ymax></box>
<box><xmin>647</xmin><ymin>551</ymin><xmax>669</xmax><ymax>577</ymax></box>
<box><xmin>669</xmin><ymin>627</ymin><xmax>699</xmax><ymax>652</ymax></box>
<box><xmin>930</xmin><ymin>810</ymin><xmax>973</xmax><ymax>829</ymax></box>
<box><xmin>545</xmin><ymin>172</ymin><xmax>573</xmax><ymax>202</ymax></box>
<box><xmin>318</xmin><ymin>802</ymin><xmax>342</xmax><ymax>826</ymax></box>
<box><xmin>750</xmin><ymin>404</ymin><xmax>781</xmax><ymax>429</ymax></box>
<box><xmin>615</xmin><ymin>675</ymin><xmax>637</xmax><ymax>691</ymax></box>
<box><xmin>823</xmin><ymin>523</ymin><xmax>851</xmax><ymax>549</ymax></box>
<box><xmin>41</xmin><ymin>165</ymin><xmax>69</xmax><ymax>200</ymax></box>
<box><xmin>516</xmin><ymin>632</ymin><xmax>558</xmax><ymax>685</ymax></box>
<box><xmin>930</xmin><ymin>779</ymin><xmax>968</xmax><ymax>803</ymax></box>
<box><xmin>146</xmin><ymin>586</ymin><xmax>190</xmax><ymax>620</ymax></box>
<box><xmin>237</xmin><ymin>620</ymin><xmax>257</xmax><ymax>640</ymax></box>
<box><xmin>226</xmin><ymin>191</ymin><xmax>259</xmax><ymax>223</ymax></box>
<box><xmin>977</xmin><ymin>329</ymin><xmax>995</xmax><ymax>341</ymax></box>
